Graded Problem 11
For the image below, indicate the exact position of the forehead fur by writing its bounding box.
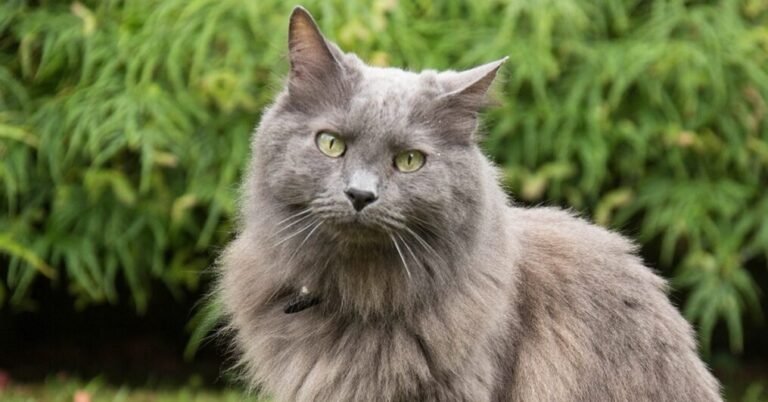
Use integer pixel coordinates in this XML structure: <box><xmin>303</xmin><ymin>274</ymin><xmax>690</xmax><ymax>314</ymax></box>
<box><xmin>342</xmin><ymin>66</ymin><xmax>442</xmax><ymax>135</ymax></box>
<box><xmin>355</xmin><ymin>66</ymin><xmax>441</xmax><ymax>98</ymax></box>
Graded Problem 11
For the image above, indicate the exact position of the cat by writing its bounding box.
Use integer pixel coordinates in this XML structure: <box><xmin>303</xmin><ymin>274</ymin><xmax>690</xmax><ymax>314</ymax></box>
<box><xmin>217</xmin><ymin>6</ymin><xmax>722</xmax><ymax>402</ymax></box>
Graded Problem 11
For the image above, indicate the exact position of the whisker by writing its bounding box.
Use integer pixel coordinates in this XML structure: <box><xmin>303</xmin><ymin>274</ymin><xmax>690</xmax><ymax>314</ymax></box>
<box><xmin>390</xmin><ymin>234</ymin><xmax>412</xmax><ymax>280</ymax></box>
<box><xmin>285</xmin><ymin>222</ymin><xmax>323</xmax><ymax>266</ymax></box>
<box><xmin>273</xmin><ymin>219</ymin><xmax>318</xmax><ymax>248</ymax></box>
<box><xmin>271</xmin><ymin>212</ymin><xmax>315</xmax><ymax>239</ymax></box>
<box><xmin>397</xmin><ymin>232</ymin><xmax>419</xmax><ymax>262</ymax></box>
<box><xmin>403</xmin><ymin>226</ymin><xmax>446</xmax><ymax>267</ymax></box>
<box><xmin>312</xmin><ymin>205</ymin><xmax>343</xmax><ymax>214</ymax></box>
<box><xmin>274</xmin><ymin>208</ymin><xmax>312</xmax><ymax>226</ymax></box>
<box><xmin>369</xmin><ymin>215</ymin><xmax>406</xmax><ymax>232</ymax></box>
<box><xmin>406</xmin><ymin>214</ymin><xmax>444</xmax><ymax>242</ymax></box>
<box><xmin>264</xmin><ymin>222</ymin><xmax>322</xmax><ymax>305</ymax></box>
<box><xmin>402</xmin><ymin>229</ymin><xmax>443</xmax><ymax>281</ymax></box>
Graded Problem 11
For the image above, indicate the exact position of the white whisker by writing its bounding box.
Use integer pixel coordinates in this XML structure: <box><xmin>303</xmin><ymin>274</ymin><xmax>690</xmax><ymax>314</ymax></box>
<box><xmin>274</xmin><ymin>208</ymin><xmax>312</xmax><ymax>226</ymax></box>
<box><xmin>407</xmin><ymin>215</ymin><xmax>444</xmax><ymax>243</ymax></box>
<box><xmin>403</xmin><ymin>226</ymin><xmax>446</xmax><ymax>266</ymax></box>
<box><xmin>285</xmin><ymin>222</ymin><xmax>323</xmax><ymax>266</ymax></box>
<box><xmin>272</xmin><ymin>211</ymin><xmax>315</xmax><ymax>238</ymax></box>
<box><xmin>396</xmin><ymin>232</ymin><xmax>419</xmax><ymax>266</ymax></box>
<box><xmin>390</xmin><ymin>234</ymin><xmax>412</xmax><ymax>280</ymax></box>
<box><xmin>274</xmin><ymin>220</ymin><xmax>318</xmax><ymax>248</ymax></box>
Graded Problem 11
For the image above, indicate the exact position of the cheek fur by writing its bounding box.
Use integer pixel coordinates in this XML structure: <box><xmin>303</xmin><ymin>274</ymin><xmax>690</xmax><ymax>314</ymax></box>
<box><xmin>401</xmin><ymin>154</ymin><xmax>481</xmax><ymax>223</ymax></box>
<box><xmin>265</xmin><ymin>136</ymin><xmax>340</xmax><ymax>204</ymax></box>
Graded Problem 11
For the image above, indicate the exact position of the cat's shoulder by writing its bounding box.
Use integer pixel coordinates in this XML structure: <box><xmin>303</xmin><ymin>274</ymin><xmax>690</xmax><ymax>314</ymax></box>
<box><xmin>509</xmin><ymin>205</ymin><xmax>638</xmax><ymax>257</ymax></box>
<box><xmin>506</xmin><ymin>205</ymin><xmax>665</xmax><ymax>291</ymax></box>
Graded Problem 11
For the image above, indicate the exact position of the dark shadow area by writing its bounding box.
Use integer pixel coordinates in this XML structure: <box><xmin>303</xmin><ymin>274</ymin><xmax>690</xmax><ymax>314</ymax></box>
<box><xmin>0</xmin><ymin>278</ymin><xmax>231</xmax><ymax>388</ymax></box>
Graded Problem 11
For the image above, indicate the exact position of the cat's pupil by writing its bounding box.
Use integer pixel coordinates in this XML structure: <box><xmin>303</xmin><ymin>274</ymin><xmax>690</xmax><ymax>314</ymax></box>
<box><xmin>329</xmin><ymin>138</ymin><xmax>335</xmax><ymax>149</ymax></box>
<box><xmin>407</xmin><ymin>153</ymin><xmax>413</xmax><ymax>165</ymax></box>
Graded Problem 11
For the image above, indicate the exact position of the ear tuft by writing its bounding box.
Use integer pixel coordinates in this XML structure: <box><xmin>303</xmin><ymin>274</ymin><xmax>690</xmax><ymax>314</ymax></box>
<box><xmin>438</xmin><ymin>57</ymin><xmax>508</xmax><ymax>108</ymax></box>
<box><xmin>426</xmin><ymin>58</ymin><xmax>508</xmax><ymax>142</ymax></box>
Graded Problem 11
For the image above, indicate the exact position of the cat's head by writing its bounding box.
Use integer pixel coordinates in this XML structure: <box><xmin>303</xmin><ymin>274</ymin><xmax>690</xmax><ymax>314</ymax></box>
<box><xmin>252</xmin><ymin>7</ymin><xmax>505</xmax><ymax>248</ymax></box>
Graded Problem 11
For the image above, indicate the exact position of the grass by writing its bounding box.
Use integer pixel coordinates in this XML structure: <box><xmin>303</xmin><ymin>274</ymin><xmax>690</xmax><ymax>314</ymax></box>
<box><xmin>0</xmin><ymin>377</ymin><xmax>267</xmax><ymax>402</ymax></box>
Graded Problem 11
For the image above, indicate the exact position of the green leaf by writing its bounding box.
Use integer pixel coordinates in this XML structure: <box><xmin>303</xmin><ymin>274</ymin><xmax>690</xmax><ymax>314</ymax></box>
<box><xmin>0</xmin><ymin>234</ymin><xmax>56</xmax><ymax>279</ymax></box>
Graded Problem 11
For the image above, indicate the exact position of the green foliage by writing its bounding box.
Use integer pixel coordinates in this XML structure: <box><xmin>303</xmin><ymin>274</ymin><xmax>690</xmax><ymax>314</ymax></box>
<box><xmin>1</xmin><ymin>0</ymin><xmax>766</xmax><ymax>355</ymax></box>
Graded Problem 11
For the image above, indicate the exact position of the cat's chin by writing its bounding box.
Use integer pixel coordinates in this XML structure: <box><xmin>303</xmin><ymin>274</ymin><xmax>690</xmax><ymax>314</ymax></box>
<box><xmin>322</xmin><ymin>218</ymin><xmax>393</xmax><ymax>245</ymax></box>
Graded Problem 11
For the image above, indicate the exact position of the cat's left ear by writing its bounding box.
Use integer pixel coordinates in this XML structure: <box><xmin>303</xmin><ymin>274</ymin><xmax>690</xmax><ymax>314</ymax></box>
<box><xmin>437</xmin><ymin>57</ymin><xmax>508</xmax><ymax>110</ymax></box>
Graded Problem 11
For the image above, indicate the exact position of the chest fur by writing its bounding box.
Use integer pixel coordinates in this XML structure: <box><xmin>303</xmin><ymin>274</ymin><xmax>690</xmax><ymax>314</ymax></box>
<box><xmin>236</xmin><ymin>303</ymin><xmax>501</xmax><ymax>402</ymax></box>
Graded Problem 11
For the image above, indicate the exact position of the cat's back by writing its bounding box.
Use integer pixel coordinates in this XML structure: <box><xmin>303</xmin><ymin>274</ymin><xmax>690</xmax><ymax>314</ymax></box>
<box><xmin>503</xmin><ymin>206</ymin><xmax>721</xmax><ymax>402</ymax></box>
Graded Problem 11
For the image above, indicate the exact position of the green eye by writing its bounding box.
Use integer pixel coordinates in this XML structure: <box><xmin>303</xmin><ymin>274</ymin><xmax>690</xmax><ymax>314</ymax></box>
<box><xmin>316</xmin><ymin>132</ymin><xmax>346</xmax><ymax>158</ymax></box>
<box><xmin>394</xmin><ymin>150</ymin><xmax>426</xmax><ymax>173</ymax></box>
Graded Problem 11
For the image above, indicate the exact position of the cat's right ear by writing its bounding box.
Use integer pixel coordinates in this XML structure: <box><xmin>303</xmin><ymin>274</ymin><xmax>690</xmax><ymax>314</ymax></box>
<box><xmin>287</xmin><ymin>7</ymin><xmax>344</xmax><ymax>105</ymax></box>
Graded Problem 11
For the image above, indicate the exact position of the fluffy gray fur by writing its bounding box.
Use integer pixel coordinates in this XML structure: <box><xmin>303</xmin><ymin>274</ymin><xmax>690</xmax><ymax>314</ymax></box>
<box><xmin>218</xmin><ymin>7</ymin><xmax>722</xmax><ymax>401</ymax></box>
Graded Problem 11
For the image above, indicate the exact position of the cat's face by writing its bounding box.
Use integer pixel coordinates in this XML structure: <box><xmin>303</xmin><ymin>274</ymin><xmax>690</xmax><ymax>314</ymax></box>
<box><xmin>253</xmin><ymin>7</ymin><xmax>505</xmax><ymax>247</ymax></box>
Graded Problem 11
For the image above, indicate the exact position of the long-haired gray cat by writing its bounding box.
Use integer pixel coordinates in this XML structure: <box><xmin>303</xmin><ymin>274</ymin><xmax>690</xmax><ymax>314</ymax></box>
<box><xmin>218</xmin><ymin>7</ymin><xmax>722</xmax><ymax>401</ymax></box>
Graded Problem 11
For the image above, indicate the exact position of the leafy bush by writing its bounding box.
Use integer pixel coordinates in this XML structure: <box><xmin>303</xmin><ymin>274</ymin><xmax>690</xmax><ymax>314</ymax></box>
<box><xmin>1</xmin><ymin>0</ymin><xmax>766</xmax><ymax>354</ymax></box>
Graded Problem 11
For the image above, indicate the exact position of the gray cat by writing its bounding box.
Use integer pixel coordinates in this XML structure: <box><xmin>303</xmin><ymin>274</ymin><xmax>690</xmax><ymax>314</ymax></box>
<box><xmin>218</xmin><ymin>7</ymin><xmax>722</xmax><ymax>401</ymax></box>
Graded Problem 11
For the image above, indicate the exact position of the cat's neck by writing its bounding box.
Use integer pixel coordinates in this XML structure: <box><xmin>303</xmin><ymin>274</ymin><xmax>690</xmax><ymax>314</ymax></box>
<box><xmin>262</xmin><ymin>209</ymin><xmax>513</xmax><ymax>320</ymax></box>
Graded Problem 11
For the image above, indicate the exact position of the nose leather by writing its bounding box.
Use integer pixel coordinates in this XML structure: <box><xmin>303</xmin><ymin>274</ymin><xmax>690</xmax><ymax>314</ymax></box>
<box><xmin>344</xmin><ymin>170</ymin><xmax>379</xmax><ymax>211</ymax></box>
<box><xmin>345</xmin><ymin>188</ymin><xmax>377</xmax><ymax>211</ymax></box>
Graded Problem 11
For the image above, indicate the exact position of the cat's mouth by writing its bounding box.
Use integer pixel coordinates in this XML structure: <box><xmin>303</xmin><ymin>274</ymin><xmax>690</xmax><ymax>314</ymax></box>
<box><xmin>322</xmin><ymin>214</ymin><xmax>393</xmax><ymax>242</ymax></box>
<box><xmin>310</xmin><ymin>209</ymin><xmax>405</xmax><ymax>244</ymax></box>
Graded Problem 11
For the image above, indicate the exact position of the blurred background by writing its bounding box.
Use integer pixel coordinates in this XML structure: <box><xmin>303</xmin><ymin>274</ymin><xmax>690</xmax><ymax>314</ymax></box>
<box><xmin>1</xmin><ymin>0</ymin><xmax>767</xmax><ymax>400</ymax></box>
